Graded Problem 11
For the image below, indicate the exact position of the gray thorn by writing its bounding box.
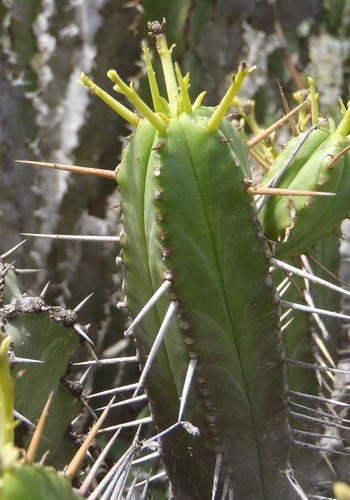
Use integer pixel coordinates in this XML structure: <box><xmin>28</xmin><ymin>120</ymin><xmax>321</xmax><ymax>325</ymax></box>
<box><xmin>74</xmin><ymin>292</ymin><xmax>94</xmax><ymax>312</ymax></box>
<box><xmin>13</xmin><ymin>410</ymin><xmax>36</xmax><ymax>431</ymax></box>
<box><xmin>1</xmin><ymin>261</ymin><xmax>15</xmax><ymax>277</ymax></box>
<box><xmin>15</xmin><ymin>268</ymin><xmax>42</xmax><ymax>275</ymax></box>
<box><xmin>12</xmin><ymin>357</ymin><xmax>44</xmax><ymax>365</ymax></box>
<box><xmin>20</xmin><ymin>232</ymin><xmax>120</xmax><ymax>242</ymax></box>
<box><xmin>1</xmin><ymin>239</ymin><xmax>27</xmax><ymax>259</ymax></box>
<box><xmin>74</xmin><ymin>324</ymin><xmax>94</xmax><ymax>345</ymax></box>
<box><xmin>39</xmin><ymin>281</ymin><xmax>50</xmax><ymax>298</ymax></box>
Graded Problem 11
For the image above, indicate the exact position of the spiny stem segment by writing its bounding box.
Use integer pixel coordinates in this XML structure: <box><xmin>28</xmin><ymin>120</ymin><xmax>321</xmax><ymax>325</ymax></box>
<box><xmin>207</xmin><ymin>61</ymin><xmax>252</xmax><ymax>131</ymax></box>
<box><xmin>79</xmin><ymin>73</ymin><xmax>140</xmax><ymax>127</ymax></box>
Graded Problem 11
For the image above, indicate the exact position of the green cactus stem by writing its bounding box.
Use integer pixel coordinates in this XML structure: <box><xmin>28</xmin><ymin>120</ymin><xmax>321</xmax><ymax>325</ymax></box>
<box><xmin>0</xmin><ymin>265</ymin><xmax>83</xmax><ymax>468</ymax></box>
<box><xmin>0</xmin><ymin>337</ymin><xmax>80</xmax><ymax>500</ymax></box>
<box><xmin>259</xmin><ymin>84</ymin><xmax>350</xmax><ymax>259</ymax></box>
<box><xmin>80</xmin><ymin>24</ymin><xmax>296</xmax><ymax>498</ymax></box>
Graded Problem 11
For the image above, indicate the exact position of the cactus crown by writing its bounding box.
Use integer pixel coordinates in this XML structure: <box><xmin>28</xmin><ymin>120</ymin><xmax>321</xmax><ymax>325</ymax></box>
<box><xmin>80</xmin><ymin>19</ymin><xmax>253</xmax><ymax>134</ymax></box>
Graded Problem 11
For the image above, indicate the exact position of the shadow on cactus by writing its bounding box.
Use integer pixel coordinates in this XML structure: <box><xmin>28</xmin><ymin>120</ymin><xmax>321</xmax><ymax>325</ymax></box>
<box><xmin>7</xmin><ymin>18</ymin><xmax>350</xmax><ymax>500</ymax></box>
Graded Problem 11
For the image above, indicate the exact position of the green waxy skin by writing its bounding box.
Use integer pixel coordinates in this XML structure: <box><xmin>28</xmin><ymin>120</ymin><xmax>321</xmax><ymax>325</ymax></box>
<box><xmin>118</xmin><ymin>110</ymin><xmax>295</xmax><ymax>498</ymax></box>
<box><xmin>260</xmin><ymin>131</ymin><xmax>350</xmax><ymax>259</ymax></box>
<box><xmin>0</xmin><ymin>335</ymin><xmax>80</xmax><ymax>500</ymax></box>
<box><xmin>260</xmin><ymin>105</ymin><xmax>350</xmax><ymax>259</ymax></box>
<box><xmin>3</xmin><ymin>308</ymin><xmax>81</xmax><ymax>467</ymax></box>
<box><xmin>0</xmin><ymin>267</ymin><xmax>82</xmax><ymax>467</ymax></box>
<box><xmin>81</xmin><ymin>35</ymin><xmax>298</xmax><ymax>497</ymax></box>
<box><xmin>261</xmin><ymin>127</ymin><xmax>329</xmax><ymax>187</ymax></box>
<box><xmin>118</xmin><ymin>120</ymin><xmax>188</xmax><ymax>427</ymax></box>
<box><xmin>2</xmin><ymin>464</ymin><xmax>80</xmax><ymax>500</ymax></box>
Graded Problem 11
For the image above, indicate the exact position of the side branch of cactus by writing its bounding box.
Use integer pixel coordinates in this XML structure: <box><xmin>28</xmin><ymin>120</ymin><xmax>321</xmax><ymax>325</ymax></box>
<box><xmin>0</xmin><ymin>254</ymin><xmax>84</xmax><ymax>468</ymax></box>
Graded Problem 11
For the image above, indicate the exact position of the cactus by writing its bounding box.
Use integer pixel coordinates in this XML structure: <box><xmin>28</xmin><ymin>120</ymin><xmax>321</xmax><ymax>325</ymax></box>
<box><xmin>70</xmin><ymin>21</ymin><xmax>350</xmax><ymax>498</ymax></box>
<box><xmin>107</xmin><ymin>58</ymin><xmax>294</xmax><ymax>497</ymax></box>
<box><xmin>259</xmin><ymin>79</ymin><xmax>350</xmax><ymax>259</ymax></box>
<box><xmin>4</xmin><ymin>13</ymin><xmax>350</xmax><ymax>500</ymax></box>
<box><xmin>0</xmin><ymin>248</ymin><xmax>85</xmax><ymax>468</ymax></box>
<box><xmin>0</xmin><ymin>249</ymin><xmax>116</xmax><ymax>498</ymax></box>
<box><xmin>0</xmin><ymin>336</ymin><xmax>80</xmax><ymax>500</ymax></box>
<box><xmin>260</xmin><ymin>128</ymin><xmax>350</xmax><ymax>259</ymax></box>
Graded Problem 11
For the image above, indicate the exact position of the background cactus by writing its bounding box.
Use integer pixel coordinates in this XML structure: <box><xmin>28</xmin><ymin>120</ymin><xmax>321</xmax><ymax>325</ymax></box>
<box><xmin>0</xmin><ymin>251</ymin><xmax>85</xmax><ymax>468</ymax></box>
<box><xmin>0</xmin><ymin>336</ymin><xmax>80</xmax><ymax>500</ymax></box>
<box><xmin>2</xmin><ymin>1</ymin><xmax>350</xmax><ymax>499</ymax></box>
